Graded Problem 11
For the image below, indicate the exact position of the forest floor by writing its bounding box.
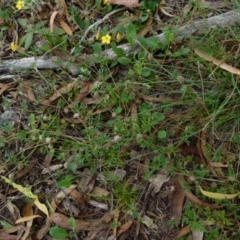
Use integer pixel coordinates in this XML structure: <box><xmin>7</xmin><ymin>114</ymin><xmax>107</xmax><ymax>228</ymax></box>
<box><xmin>0</xmin><ymin>0</ymin><xmax>240</xmax><ymax>239</ymax></box>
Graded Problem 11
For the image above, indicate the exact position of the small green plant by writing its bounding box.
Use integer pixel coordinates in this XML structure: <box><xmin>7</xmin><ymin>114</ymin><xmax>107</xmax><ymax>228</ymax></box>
<box><xmin>49</xmin><ymin>226</ymin><xmax>71</xmax><ymax>239</ymax></box>
<box><xmin>182</xmin><ymin>204</ymin><xmax>206</xmax><ymax>232</ymax></box>
<box><xmin>17</xmin><ymin>18</ymin><xmax>48</xmax><ymax>50</ymax></box>
<box><xmin>112</xmin><ymin>181</ymin><xmax>138</xmax><ymax>211</ymax></box>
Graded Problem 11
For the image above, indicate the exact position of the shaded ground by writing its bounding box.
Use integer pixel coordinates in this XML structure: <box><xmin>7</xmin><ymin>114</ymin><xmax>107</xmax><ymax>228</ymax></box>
<box><xmin>0</xmin><ymin>0</ymin><xmax>240</xmax><ymax>239</ymax></box>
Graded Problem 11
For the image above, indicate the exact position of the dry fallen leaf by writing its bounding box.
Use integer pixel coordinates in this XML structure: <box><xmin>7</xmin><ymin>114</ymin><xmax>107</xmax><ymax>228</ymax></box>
<box><xmin>177</xmin><ymin>220</ymin><xmax>214</xmax><ymax>239</ymax></box>
<box><xmin>51</xmin><ymin>185</ymin><xmax>77</xmax><ymax>209</ymax></box>
<box><xmin>195</xmin><ymin>49</ymin><xmax>240</xmax><ymax>75</ymax></box>
<box><xmin>0</xmin><ymin>82</ymin><xmax>17</xmax><ymax>96</ymax></box>
<box><xmin>149</xmin><ymin>173</ymin><xmax>170</xmax><ymax>194</ymax></box>
<box><xmin>1</xmin><ymin>176</ymin><xmax>49</xmax><ymax>217</ymax></box>
<box><xmin>209</xmin><ymin>162</ymin><xmax>228</xmax><ymax>168</ymax></box>
<box><xmin>140</xmin><ymin>215</ymin><xmax>157</xmax><ymax>229</ymax></box>
<box><xmin>117</xmin><ymin>220</ymin><xmax>133</xmax><ymax>236</ymax></box>
<box><xmin>15</xmin><ymin>160</ymin><xmax>37</xmax><ymax>180</ymax></box>
<box><xmin>171</xmin><ymin>176</ymin><xmax>185</xmax><ymax>221</ymax></box>
<box><xmin>60</xmin><ymin>20</ymin><xmax>73</xmax><ymax>35</ymax></box>
<box><xmin>49</xmin><ymin>11</ymin><xmax>58</xmax><ymax>33</ymax></box>
<box><xmin>15</xmin><ymin>215</ymin><xmax>41</xmax><ymax>224</ymax></box>
<box><xmin>19</xmin><ymin>81</ymin><xmax>36</xmax><ymax>102</ymax></box>
<box><xmin>41</xmin><ymin>82</ymin><xmax>81</xmax><ymax>105</ymax></box>
<box><xmin>199</xmin><ymin>186</ymin><xmax>239</xmax><ymax>200</ymax></box>
<box><xmin>91</xmin><ymin>187</ymin><xmax>110</xmax><ymax>197</ymax></box>
<box><xmin>69</xmin><ymin>189</ymin><xmax>87</xmax><ymax>207</ymax></box>
<box><xmin>50</xmin><ymin>212</ymin><xmax>91</xmax><ymax>231</ymax></box>
<box><xmin>178</xmin><ymin>177</ymin><xmax>221</xmax><ymax>209</ymax></box>
<box><xmin>159</xmin><ymin>3</ymin><xmax>175</xmax><ymax>17</ymax></box>
<box><xmin>41</xmin><ymin>164</ymin><xmax>63</xmax><ymax>174</ymax></box>
<box><xmin>0</xmin><ymin>230</ymin><xmax>18</xmax><ymax>240</ymax></box>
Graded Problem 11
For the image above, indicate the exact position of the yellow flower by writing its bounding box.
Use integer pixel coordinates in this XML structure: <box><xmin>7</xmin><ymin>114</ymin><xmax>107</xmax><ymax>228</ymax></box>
<box><xmin>16</xmin><ymin>0</ymin><xmax>25</xmax><ymax>10</ymax></box>
<box><xmin>116</xmin><ymin>33</ymin><xmax>123</xmax><ymax>41</ymax></box>
<box><xmin>101</xmin><ymin>34</ymin><xmax>111</xmax><ymax>45</ymax></box>
<box><xmin>96</xmin><ymin>32</ymin><xmax>101</xmax><ymax>40</ymax></box>
<box><xmin>11</xmin><ymin>42</ymin><xmax>19</xmax><ymax>52</ymax></box>
<box><xmin>103</xmin><ymin>0</ymin><xmax>110</xmax><ymax>5</ymax></box>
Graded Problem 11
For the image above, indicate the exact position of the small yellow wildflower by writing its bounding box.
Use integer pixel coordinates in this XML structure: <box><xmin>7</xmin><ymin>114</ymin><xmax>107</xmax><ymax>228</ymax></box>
<box><xmin>10</xmin><ymin>42</ymin><xmax>19</xmax><ymax>52</ymax></box>
<box><xmin>96</xmin><ymin>32</ymin><xmax>101</xmax><ymax>40</ymax></box>
<box><xmin>116</xmin><ymin>33</ymin><xmax>123</xmax><ymax>41</ymax></box>
<box><xmin>103</xmin><ymin>0</ymin><xmax>110</xmax><ymax>5</ymax></box>
<box><xmin>101</xmin><ymin>34</ymin><xmax>111</xmax><ymax>45</ymax></box>
<box><xmin>16</xmin><ymin>0</ymin><xmax>25</xmax><ymax>10</ymax></box>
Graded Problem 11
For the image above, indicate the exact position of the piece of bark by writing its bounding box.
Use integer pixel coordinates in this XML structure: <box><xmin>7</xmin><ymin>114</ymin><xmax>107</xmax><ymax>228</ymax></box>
<box><xmin>102</xmin><ymin>9</ymin><xmax>240</xmax><ymax>59</ymax></box>
<box><xmin>0</xmin><ymin>10</ymin><xmax>239</xmax><ymax>76</ymax></box>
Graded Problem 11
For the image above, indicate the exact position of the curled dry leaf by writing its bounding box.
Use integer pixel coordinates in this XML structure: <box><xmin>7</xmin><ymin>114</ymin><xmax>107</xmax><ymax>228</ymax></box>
<box><xmin>110</xmin><ymin>0</ymin><xmax>140</xmax><ymax>7</ymax></box>
<box><xmin>159</xmin><ymin>3</ymin><xmax>175</xmax><ymax>18</ymax></box>
<box><xmin>50</xmin><ymin>11</ymin><xmax>58</xmax><ymax>33</ymax></box>
<box><xmin>148</xmin><ymin>173</ymin><xmax>170</xmax><ymax>194</ymax></box>
<box><xmin>41</xmin><ymin>164</ymin><xmax>63</xmax><ymax>174</ymax></box>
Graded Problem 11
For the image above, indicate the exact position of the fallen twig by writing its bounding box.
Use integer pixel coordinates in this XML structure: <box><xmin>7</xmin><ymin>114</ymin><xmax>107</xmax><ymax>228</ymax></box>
<box><xmin>0</xmin><ymin>10</ymin><xmax>239</xmax><ymax>76</ymax></box>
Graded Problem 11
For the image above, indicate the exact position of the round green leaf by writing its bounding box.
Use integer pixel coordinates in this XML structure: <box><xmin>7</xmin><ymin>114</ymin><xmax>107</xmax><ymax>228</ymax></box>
<box><xmin>49</xmin><ymin>226</ymin><xmax>69</xmax><ymax>239</ymax></box>
<box><xmin>158</xmin><ymin>130</ymin><xmax>167</xmax><ymax>139</ymax></box>
<box><xmin>141</xmin><ymin>68</ymin><xmax>152</xmax><ymax>77</ymax></box>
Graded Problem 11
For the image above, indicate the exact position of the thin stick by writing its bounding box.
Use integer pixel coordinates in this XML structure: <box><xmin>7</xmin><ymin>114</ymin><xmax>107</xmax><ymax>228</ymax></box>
<box><xmin>79</xmin><ymin>7</ymin><xmax>126</xmax><ymax>44</ymax></box>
